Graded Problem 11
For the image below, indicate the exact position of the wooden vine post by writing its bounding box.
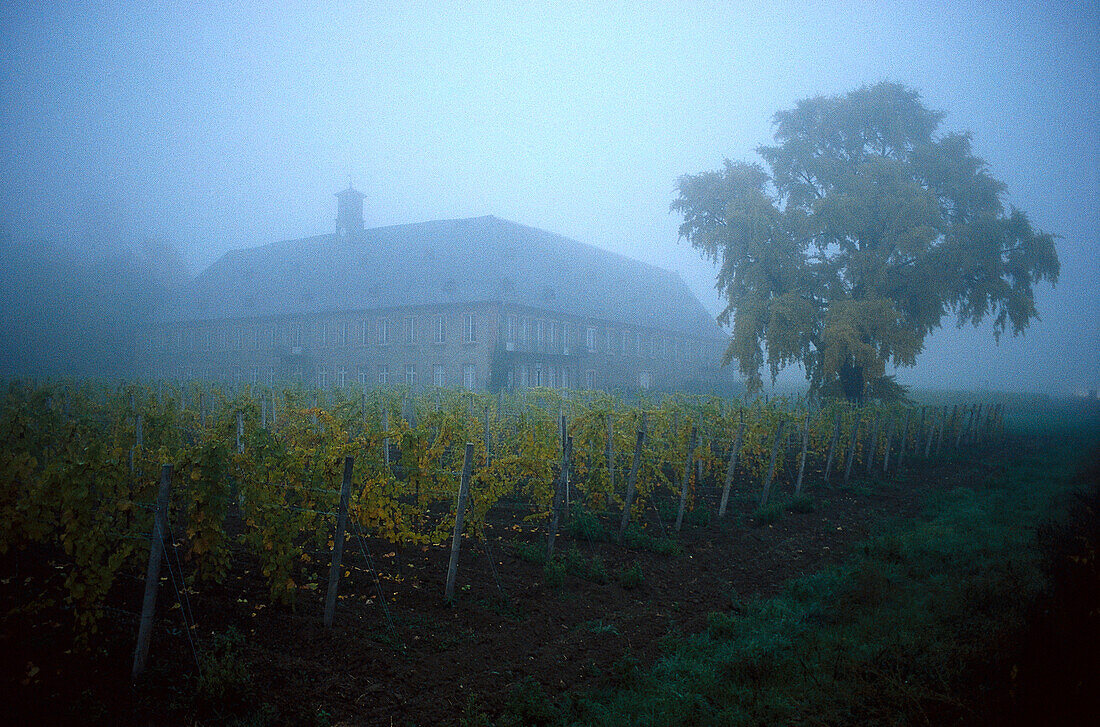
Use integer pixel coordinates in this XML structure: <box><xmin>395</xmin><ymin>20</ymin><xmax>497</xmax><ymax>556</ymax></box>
<box><xmin>977</xmin><ymin>403</ymin><xmax>987</xmax><ymax>445</ymax></box>
<box><xmin>546</xmin><ymin>435</ymin><xmax>572</xmax><ymax>559</ymax></box>
<box><xmin>132</xmin><ymin>464</ymin><xmax>172</xmax><ymax>681</ymax></box>
<box><xmin>842</xmin><ymin>412</ymin><xmax>861</xmax><ymax>486</ymax></box>
<box><xmin>882</xmin><ymin>417</ymin><xmax>896</xmax><ymax>475</ymax></box>
<box><xmin>896</xmin><ymin>409</ymin><xmax>911</xmax><ymax>470</ymax></box>
<box><xmin>916</xmin><ymin>406</ymin><xmax>927</xmax><ymax>457</ymax></box>
<box><xmin>606</xmin><ymin>413</ymin><xmax>615</xmax><ymax>503</ymax></box>
<box><xmin>674</xmin><ymin>426</ymin><xmax>698</xmax><ymax>533</ymax></box>
<box><xmin>381</xmin><ymin>407</ymin><xmax>390</xmax><ymax>467</ymax></box>
<box><xmin>823</xmin><ymin>410</ymin><xmax>842</xmax><ymax>484</ymax></box>
<box><xmin>563</xmin><ymin>413</ymin><xmax>572</xmax><ymax>510</ymax></box>
<box><xmin>924</xmin><ymin>408</ymin><xmax>936</xmax><ymax>458</ymax></box>
<box><xmin>483</xmin><ymin>406</ymin><xmax>492</xmax><ymax>467</ymax></box>
<box><xmin>323</xmin><ymin>456</ymin><xmax>355</xmax><ymax>627</ymax></box>
<box><xmin>865</xmin><ymin>415</ymin><xmax>881</xmax><ymax>474</ymax></box>
<box><xmin>794</xmin><ymin>411</ymin><xmax>810</xmax><ymax>495</ymax></box>
<box><xmin>618</xmin><ymin>424</ymin><xmax>646</xmax><ymax>541</ymax></box>
<box><xmin>718</xmin><ymin>411</ymin><xmax>745</xmax><ymax>517</ymax></box>
<box><xmin>759</xmin><ymin>419</ymin><xmax>787</xmax><ymax>507</ymax></box>
<box><xmin>954</xmin><ymin>404</ymin><xmax>967</xmax><ymax>450</ymax></box>
<box><xmin>444</xmin><ymin>443</ymin><xmax>474</xmax><ymax>601</ymax></box>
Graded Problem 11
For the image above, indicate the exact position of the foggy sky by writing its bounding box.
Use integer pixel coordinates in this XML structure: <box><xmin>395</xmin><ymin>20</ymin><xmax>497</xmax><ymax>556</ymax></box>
<box><xmin>1</xmin><ymin>1</ymin><xmax>1097</xmax><ymax>395</ymax></box>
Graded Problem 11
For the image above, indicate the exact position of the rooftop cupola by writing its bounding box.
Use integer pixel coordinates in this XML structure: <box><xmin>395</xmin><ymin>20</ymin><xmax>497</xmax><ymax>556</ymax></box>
<box><xmin>336</xmin><ymin>185</ymin><xmax>365</xmax><ymax>238</ymax></box>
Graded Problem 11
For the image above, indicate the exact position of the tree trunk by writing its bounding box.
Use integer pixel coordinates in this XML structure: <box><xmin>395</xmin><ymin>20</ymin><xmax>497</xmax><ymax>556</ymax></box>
<box><xmin>839</xmin><ymin>361</ymin><xmax>864</xmax><ymax>404</ymax></box>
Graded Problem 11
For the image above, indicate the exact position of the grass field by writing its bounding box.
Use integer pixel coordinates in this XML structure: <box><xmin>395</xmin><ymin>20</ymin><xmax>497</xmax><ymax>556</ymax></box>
<box><xmin>464</xmin><ymin>398</ymin><xmax>1100</xmax><ymax>726</ymax></box>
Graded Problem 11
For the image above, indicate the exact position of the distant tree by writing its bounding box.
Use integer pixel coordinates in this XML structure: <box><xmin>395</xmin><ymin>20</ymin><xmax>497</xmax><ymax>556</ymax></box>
<box><xmin>673</xmin><ymin>83</ymin><xmax>1059</xmax><ymax>402</ymax></box>
<box><xmin>0</xmin><ymin>224</ymin><xmax>185</xmax><ymax>379</ymax></box>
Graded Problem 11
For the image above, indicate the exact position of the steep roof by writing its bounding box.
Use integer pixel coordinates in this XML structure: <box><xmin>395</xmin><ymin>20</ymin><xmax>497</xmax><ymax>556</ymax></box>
<box><xmin>162</xmin><ymin>215</ymin><xmax>722</xmax><ymax>339</ymax></box>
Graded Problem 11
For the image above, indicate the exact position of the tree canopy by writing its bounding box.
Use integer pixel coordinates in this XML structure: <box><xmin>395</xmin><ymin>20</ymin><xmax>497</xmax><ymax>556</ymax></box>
<box><xmin>673</xmin><ymin>82</ymin><xmax>1059</xmax><ymax>401</ymax></box>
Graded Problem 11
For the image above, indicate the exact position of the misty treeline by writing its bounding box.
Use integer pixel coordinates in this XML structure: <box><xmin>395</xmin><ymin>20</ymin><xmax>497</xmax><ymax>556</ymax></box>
<box><xmin>0</xmin><ymin>222</ymin><xmax>185</xmax><ymax>379</ymax></box>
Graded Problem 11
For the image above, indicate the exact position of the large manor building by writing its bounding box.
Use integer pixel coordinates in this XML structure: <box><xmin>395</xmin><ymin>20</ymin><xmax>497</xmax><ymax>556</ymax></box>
<box><xmin>140</xmin><ymin>188</ymin><xmax>728</xmax><ymax>392</ymax></box>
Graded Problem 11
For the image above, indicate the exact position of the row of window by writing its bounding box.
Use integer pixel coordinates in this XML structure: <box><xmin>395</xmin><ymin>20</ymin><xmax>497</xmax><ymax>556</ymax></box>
<box><xmin>160</xmin><ymin>312</ymin><xmax>479</xmax><ymax>354</ymax></box>
<box><xmin>503</xmin><ymin>366</ymin><xmax>652</xmax><ymax>391</ymax></box>
<box><xmin>168</xmin><ymin>361</ymin><xmax>655</xmax><ymax>392</ymax></box>
<box><xmin>174</xmin><ymin>363</ymin><xmax>479</xmax><ymax>389</ymax></box>
<box><xmin>503</xmin><ymin>313</ymin><xmax>697</xmax><ymax>362</ymax></box>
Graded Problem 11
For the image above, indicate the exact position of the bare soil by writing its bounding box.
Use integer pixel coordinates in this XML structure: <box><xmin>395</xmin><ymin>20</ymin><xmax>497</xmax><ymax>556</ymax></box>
<box><xmin>0</xmin><ymin>455</ymin><xmax>998</xmax><ymax>726</ymax></box>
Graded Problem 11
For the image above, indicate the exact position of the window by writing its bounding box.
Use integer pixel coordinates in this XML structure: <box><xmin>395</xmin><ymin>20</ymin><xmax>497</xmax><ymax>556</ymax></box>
<box><xmin>639</xmin><ymin>371</ymin><xmax>652</xmax><ymax>390</ymax></box>
<box><xmin>378</xmin><ymin>365</ymin><xmax>388</xmax><ymax>385</ymax></box>
<box><xmin>534</xmin><ymin>363</ymin><xmax>543</xmax><ymax>387</ymax></box>
<box><xmin>339</xmin><ymin>321</ymin><xmax>349</xmax><ymax>346</ymax></box>
<box><xmin>463</xmin><ymin>364</ymin><xmax>475</xmax><ymax>389</ymax></box>
<box><xmin>358</xmin><ymin>320</ymin><xmax>368</xmax><ymax>345</ymax></box>
<box><xmin>234</xmin><ymin>329</ymin><xmax>243</xmax><ymax>351</ymax></box>
<box><xmin>520</xmin><ymin>365</ymin><xmax>529</xmax><ymax>388</ymax></box>
<box><xmin>293</xmin><ymin>368</ymin><xmax>303</xmax><ymax>383</ymax></box>
<box><xmin>270</xmin><ymin>326</ymin><xmax>278</xmax><ymax>349</ymax></box>
<box><xmin>268</xmin><ymin>368</ymin><xmax>276</xmax><ymax>385</ymax></box>
<box><xmin>605</xmin><ymin>328</ymin><xmax>612</xmax><ymax>354</ymax></box>
<box><xmin>320</xmin><ymin>322</ymin><xmax>328</xmax><ymax>347</ymax></box>
<box><xmin>536</xmin><ymin>320</ymin><xmax>544</xmax><ymax>350</ymax></box>
<box><xmin>506</xmin><ymin>315</ymin><xmax>517</xmax><ymax>346</ymax></box>
<box><xmin>463</xmin><ymin>312</ymin><xmax>477</xmax><ymax>343</ymax></box>
<box><xmin>585</xmin><ymin>370</ymin><xmax>595</xmax><ymax>389</ymax></box>
<box><xmin>520</xmin><ymin>317</ymin><xmax>528</xmax><ymax>347</ymax></box>
<box><xmin>433</xmin><ymin>315</ymin><xmax>445</xmax><ymax>344</ymax></box>
<box><xmin>336</xmin><ymin>367</ymin><xmax>346</xmax><ymax>387</ymax></box>
<box><xmin>357</xmin><ymin>368</ymin><xmax>368</xmax><ymax>385</ymax></box>
<box><xmin>586</xmin><ymin>326</ymin><xmax>596</xmax><ymax>353</ymax></box>
<box><xmin>250</xmin><ymin>367</ymin><xmax>259</xmax><ymax>384</ymax></box>
<box><xmin>293</xmin><ymin>325</ymin><xmax>303</xmax><ymax>348</ymax></box>
<box><xmin>318</xmin><ymin>370</ymin><xmax>329</xmax><ymax>388</ymax></box>
<box><xmin>548</xmin><ymin>366</ymin><xmax>556</xmax><ymax>388</ymax></box>
<box><xmin>379</xmin><ymin>319</ymin><xmax>390</xmax><ymax>346</ymax></box>
<box><xmin>250</xmin><ymin>328</ymin><xmax>259</xmax><ymax>350</ymax></box>
<box><xmin>560</xmin><ymin>368</ymin><xmax>570</xmax><ymax>389</ymax></box>
<box><xmin>562</xmin><ymin>324</ymin><xmax>571</xmax><ymax>354</ymax></box>
<box><xmin>403</xmin><ymin>315</ymin><xmax>416</xmax><ymax>345</ymax></box>
<box><xmin>405</xmin><ymin>363</ymin><xmax>418</xmax><ymax>386</ymax></box>
<box><xmin>549</xmin><ymin>322</ymin><xmax>557</xmax><ymax>349</ymax></box>
<box><xmin>433</xmin><ymin>364</ymin><xmax>445</xmax><ymax>387</ymax></box>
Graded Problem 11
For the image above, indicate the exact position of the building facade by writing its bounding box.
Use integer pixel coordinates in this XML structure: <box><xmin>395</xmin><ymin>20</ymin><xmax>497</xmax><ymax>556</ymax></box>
<box><xmin>141</xmin><ymin>189</ymin><xmax>727</xmax><ymax>392</ymax></box>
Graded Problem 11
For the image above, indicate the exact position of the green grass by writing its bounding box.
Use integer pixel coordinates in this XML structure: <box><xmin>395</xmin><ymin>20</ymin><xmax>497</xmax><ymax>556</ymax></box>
<box><xmin>503</xmin><ymin>427</ymin><xmax>1097</xmax><ymax>726</ymax></box>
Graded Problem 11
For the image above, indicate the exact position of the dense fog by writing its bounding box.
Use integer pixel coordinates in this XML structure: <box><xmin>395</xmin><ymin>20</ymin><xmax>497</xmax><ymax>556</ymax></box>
<box><xmin>0</xmin><ymin>2</ymin><xmax>1096</xmax><ymax>395</ymax></box>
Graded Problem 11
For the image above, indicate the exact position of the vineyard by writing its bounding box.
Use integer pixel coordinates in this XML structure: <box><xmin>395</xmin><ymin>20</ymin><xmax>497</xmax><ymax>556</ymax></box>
<box><xmin>0</xmin><ymin>379</ymin><xmax>1006</xmax><ymax>724</ymax></box>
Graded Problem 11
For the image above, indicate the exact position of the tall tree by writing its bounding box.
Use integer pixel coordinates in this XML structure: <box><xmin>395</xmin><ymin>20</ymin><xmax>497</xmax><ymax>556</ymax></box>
<box><xmin>673</xmin><ymin>83</ymin><xmax>1059</xmax><ymax>401</ymax></box>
